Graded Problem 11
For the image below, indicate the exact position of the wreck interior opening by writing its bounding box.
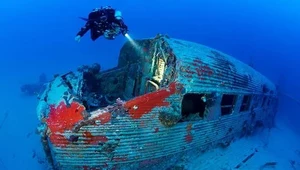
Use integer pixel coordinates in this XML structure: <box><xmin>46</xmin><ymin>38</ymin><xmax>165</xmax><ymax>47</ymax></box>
<box><xmin>77</xmin><ymin>38</ymin><xmax>178</xmax><ymax>113</ymax></box>
<box><xmin>261</xmin><ymin>96</ymin><xmax>267</xmax><ymax>107</ymax></box>
<box><xmin>78</xmin><ymin>64</ymin><xmax>134</xmax><ymax>111</ymax></box>
<box><xmin>267</xmin><ymin>97</ymin><xmax>272</xmax><ymax>106</ymax></box>
<box><xmin>180</xmin><ymin>93</ymin><xmax>207</xmax><ymax>121</ymax></box>
<box><xmin>239</xmin><ymin>95</ymin><xmax>252</xmax><ymax>112</ymax></box>
<box><xmin>221</xmin><ymin>94</ymin><xmax>237</xmax><ymax>116</ymax></box>
<box><xmin>251</xmin><ymin>95</ymin><xmax>260</xmax><ymax>109</ymax></box>
<box><xmin>76</xmin><ymin>64</ymin><xmax>105</xmax><ymax>111</ymax></box>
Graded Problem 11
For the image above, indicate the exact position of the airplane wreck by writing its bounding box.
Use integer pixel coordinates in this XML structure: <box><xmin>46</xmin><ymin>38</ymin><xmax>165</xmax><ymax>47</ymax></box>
<box><xmin>36</xmin><ymin>34</ymin><xmax>279</xmax><ymax>170</ymax></box>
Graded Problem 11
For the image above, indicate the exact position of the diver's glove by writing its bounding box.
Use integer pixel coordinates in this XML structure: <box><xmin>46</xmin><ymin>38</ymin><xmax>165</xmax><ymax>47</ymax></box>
<box><xmin>75</xmin><ymin>35</ymin><xmax>81</xmax><ymax>42</ymax></box>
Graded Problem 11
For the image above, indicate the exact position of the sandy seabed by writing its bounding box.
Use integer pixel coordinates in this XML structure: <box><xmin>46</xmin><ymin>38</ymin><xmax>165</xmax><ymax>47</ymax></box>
<box><xmin>182</xmin><ymin>121</ymin><xmax>300</xmax><ymax>170</ymax></box>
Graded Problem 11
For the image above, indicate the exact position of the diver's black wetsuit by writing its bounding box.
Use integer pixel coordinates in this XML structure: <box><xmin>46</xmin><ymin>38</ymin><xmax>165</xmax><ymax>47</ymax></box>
<box><xmin>76</xmin><ymin>7</ymin><xmax>128</xmax><ymax>41</ymax></box>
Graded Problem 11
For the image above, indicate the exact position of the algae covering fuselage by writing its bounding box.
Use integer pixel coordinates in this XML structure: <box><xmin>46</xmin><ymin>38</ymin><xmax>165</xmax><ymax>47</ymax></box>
<box><xmin>36</xmin><ymin>34</ymin><xmax>278</xmax><ymax>170</ymax></box>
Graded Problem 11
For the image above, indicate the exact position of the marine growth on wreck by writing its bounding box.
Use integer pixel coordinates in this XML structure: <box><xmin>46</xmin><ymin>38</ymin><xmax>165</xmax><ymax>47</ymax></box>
<box><xmin>36</xmin><ymin>34</ymin><xmax>279</xmax><ymax>170</ymax></box>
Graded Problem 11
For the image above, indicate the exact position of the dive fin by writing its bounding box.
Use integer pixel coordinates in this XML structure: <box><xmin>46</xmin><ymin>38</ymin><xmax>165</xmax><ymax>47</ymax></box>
<box><xmin>78</xmin><ymin>17</ymin><xmax>89</xmax><ymax>21</ymax></box>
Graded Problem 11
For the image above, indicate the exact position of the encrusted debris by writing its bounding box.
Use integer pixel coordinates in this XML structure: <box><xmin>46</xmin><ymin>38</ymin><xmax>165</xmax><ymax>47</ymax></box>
<box><xmin>259</xmin><ymin>161</ymin><xmax>277</xmax><ymax>170</ymax></box>
<box><xmin>235</xmin><ymin>149</ymin><xmax>258</xmax><ymax>169</ymax></box>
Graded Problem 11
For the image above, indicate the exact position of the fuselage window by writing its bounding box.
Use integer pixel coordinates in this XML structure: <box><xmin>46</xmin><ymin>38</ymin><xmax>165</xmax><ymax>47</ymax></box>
<box><xmin>181</xmin><ymin>93</ymin><xmax>207</xmax><ymax>121</ymax></box>
<box><xmin>221</xmin><ymin>94</ymin><xmax>237</xmax><ymax>116</ymax></box>
<box><xmin>239</xmin><ymin>95</ymin><xmax>252</xmax><ymax>112</ymax></box>
<box><xmin>261</xmin><ymin>96</ymin><xmax>267</xmax><ymax>108</ymax></box>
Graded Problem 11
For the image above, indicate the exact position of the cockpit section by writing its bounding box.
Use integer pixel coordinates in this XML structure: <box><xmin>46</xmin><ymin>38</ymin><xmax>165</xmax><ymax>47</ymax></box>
<box><xmin>79</xmin><ymin>35</ymin><xmax>177</xmax><ymax>111</ymax></box>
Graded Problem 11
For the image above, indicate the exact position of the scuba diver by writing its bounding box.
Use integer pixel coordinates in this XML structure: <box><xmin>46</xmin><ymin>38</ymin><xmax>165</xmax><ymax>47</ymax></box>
<box><xmin>75</xmin><ymin>6</ymin><xmax>129</xmax><ymax>42</ymax></box>
<box><xmin>20</xmin><ymin>73</ymin><xmax>47</xmax><ymax>97</ymax></box>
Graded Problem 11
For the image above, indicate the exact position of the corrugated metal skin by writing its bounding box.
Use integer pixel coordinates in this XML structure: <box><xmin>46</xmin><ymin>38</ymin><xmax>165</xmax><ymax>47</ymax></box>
<box><xmin>42</xmin><ymin>36</ymin><xmax>278</xmax><ymax>170</ymax></box>
<box><xmin>50</xmin><ymin>106</ymin><xmax>275</xmax><ymax>170</ymax></box>
<box><xmin>166</xmin><ymin>38</ymin><xmax>277</xmax><ymax>94</ymax></box>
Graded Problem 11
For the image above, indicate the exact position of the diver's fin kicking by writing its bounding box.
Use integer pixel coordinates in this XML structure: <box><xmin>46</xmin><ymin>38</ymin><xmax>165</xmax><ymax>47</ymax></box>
<box><xmin>78</xmin><ymin>17</ymin><xmax>89</xmax><ymax>21</ymax></box>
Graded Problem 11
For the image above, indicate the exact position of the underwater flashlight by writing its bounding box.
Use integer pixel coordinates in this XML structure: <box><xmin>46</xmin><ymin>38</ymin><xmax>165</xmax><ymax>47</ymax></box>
<box><xmin>124</xmin><ymin>33</ymin><xmax>133</xmax><ymax>41</ymax></box>
<box><xmin>124</xmin><ymin>33</ymin><xmax>140</xmax><ymax>51</ymax></box>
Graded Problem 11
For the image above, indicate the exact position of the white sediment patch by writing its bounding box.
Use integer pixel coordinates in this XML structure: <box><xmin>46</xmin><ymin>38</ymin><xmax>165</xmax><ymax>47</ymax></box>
<box><xmin>185</xmin><ymin>121</ymin><xmax>300</xmax><ymax>170</ymax></box>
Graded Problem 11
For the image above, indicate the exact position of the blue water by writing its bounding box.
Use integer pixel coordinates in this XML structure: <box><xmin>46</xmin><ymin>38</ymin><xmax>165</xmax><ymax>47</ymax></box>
<box><xmin>0</xmin><ymin>0</ymin><xmax>299</xmax><ymax>169</ymax></box>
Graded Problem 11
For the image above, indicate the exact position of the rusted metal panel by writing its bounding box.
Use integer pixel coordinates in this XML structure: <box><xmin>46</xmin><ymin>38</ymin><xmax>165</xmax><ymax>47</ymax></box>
<box><xmin>36</xmin><ymin>34</ymin><xmax>278</xmax><ymax>170</ymax></box>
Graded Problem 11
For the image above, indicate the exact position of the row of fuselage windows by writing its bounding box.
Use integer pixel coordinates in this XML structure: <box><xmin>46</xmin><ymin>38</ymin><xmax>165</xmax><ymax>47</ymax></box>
<box><xmin>181</xmin><ymin>93</ymin><xmax>278</xmax><ymax>119</ymax></box>
<box><xmin>220</xmin><ymin>94</ymin><xmax>277</xmax><ymax>116</ymax></box>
